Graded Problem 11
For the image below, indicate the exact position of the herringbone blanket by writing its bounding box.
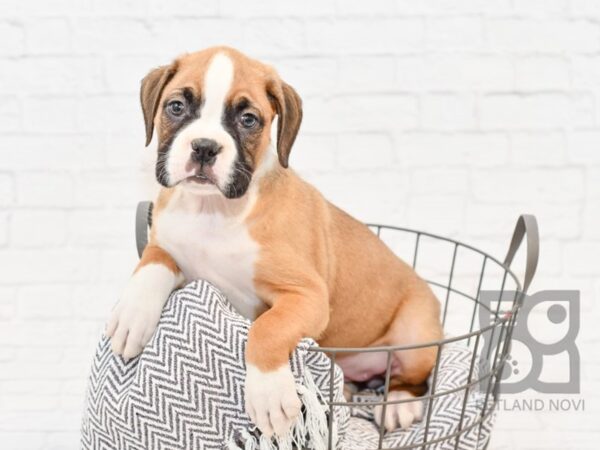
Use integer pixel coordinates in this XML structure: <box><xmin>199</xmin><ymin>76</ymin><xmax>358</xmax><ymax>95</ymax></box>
<box><xmin>81</xmin><ymin>280</ymin><xmax>494</xmax><ymax>450</ymax></box>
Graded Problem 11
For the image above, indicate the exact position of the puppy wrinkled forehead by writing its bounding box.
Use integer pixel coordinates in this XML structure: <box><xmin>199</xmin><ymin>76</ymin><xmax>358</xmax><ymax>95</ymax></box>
<box><xmin>166</xmin><ymin>47</ymin><xmax>276</xmax><ymax>111</ymax></box>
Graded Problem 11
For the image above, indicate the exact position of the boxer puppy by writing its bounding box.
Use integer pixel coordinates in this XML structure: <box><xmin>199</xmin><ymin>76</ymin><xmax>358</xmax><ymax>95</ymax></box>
<box><xmin>106</xmin><ymin>46</ymin><xmax>442</xmax><ymax>437</ymax></box>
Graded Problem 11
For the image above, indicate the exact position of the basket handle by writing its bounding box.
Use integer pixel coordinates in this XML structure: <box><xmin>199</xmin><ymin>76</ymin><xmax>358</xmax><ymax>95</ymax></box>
<box><xmin>135</xmin><ymin>201</ymin><xmax>154</xmax><ymax>258</ymax></box>
<box><xmin>503</xmin><ymin>214</ymin><xmax>539</xmax><ymax>294</ymax></box>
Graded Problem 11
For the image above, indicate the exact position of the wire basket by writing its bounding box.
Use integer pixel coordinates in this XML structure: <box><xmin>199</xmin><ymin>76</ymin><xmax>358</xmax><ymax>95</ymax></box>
<box><xmin>308</xmin><ymin>215</ymin><xmax>539</xmax><ymax>450</ymax></box>
<box><xmin>135</xmin><ymin>203</ymin><xmax>538</xmax><ymax>450</ymax></box>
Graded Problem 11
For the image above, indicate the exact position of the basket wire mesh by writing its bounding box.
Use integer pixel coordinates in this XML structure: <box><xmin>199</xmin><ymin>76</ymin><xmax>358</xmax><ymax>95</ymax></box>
<box><xmin>307</xmin><ymin>215</ymin><xmax>539</xmax><ymax>450</ymax></box>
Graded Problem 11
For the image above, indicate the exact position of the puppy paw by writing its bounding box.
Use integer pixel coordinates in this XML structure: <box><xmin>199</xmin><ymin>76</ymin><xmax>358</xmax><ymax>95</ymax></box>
<box><xmin>244</xmin><ymin>364</ymin><xmax>302</xmax><ymax>438</ymax></box>
<box><xmin>106</xmin><ymin>265</ymin><xmax>177</xmax><ymax>360</ymax></box>
<box><xmin>374</xmin><ymin>390</ymin><xmax>423</xmax><ymax>432</ymax></box>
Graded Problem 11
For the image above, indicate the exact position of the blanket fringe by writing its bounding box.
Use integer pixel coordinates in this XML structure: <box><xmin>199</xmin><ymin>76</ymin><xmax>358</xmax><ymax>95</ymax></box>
<box><xmin>297</xmin><ymin>366</ymin><xmax>330</xmax><ymax>450</ymax></box>
<box><xmin>228</xmin><ymin>367</ymin><xmax>335</xmax><ymax>450</ymax></box>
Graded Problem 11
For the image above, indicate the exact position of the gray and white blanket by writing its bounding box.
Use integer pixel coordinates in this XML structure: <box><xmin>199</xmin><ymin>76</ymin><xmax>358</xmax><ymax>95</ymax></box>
<box><xmin>81</xmin><ymin>280</ymin><xmax>494</xmax><ymax>450</ymax></box>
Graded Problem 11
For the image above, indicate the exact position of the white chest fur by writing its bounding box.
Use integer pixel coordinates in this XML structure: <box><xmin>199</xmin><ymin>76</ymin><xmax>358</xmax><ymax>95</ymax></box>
<box><xmin>154</xmin><ymin>196</ymin><xmax>267</xmax><ymax>320</ymax></box>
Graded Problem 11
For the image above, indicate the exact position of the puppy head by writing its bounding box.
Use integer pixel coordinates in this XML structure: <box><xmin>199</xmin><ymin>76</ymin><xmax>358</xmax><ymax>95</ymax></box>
<box><xmin>140</xmin><ymin>47</ymin><xmax>302</xmax><ymax>198</ymax></box>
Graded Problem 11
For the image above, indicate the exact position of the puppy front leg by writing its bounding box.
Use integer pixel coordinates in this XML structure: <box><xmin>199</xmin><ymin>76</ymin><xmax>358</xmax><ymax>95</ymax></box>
<box><xmin>245</xmin><ymin>281</ymin><xmax>329</xmax><ymax>438</ymax></box>
<box><xmin>106</xmin><ymin>245</ymin><xmax>183</xmax><ymax>359</ymax></box>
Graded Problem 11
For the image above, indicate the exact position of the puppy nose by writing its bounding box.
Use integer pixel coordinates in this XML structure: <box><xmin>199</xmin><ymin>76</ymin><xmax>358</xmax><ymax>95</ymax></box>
<box><xmin>191</xmin><ymin>138</ymin><xmax>222</xmax><ymax>165</ymax></box>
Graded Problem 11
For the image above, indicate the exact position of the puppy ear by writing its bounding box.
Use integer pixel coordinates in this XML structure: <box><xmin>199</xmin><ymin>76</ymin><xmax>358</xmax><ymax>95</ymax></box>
<box><xmin>270</xmin><ymin>80</ymin><xmax>302</xmax><ymax>168</ymax></box>
<box><xmin>140</xmin><ymin>64</ymin><xmax>177</xmax><ymax>146</ymax></box>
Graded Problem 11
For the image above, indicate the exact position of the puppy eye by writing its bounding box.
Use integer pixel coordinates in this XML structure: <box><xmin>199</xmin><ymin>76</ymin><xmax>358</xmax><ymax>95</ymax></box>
<box><xmin>240</xmin><ymin>112</ymin><xmax>258</xmax><ymax>128</ymax></box>
<box><xmin>167</xmin><ymin>100</ymin><xmax>185</xmax><ymax>116</ymax></box>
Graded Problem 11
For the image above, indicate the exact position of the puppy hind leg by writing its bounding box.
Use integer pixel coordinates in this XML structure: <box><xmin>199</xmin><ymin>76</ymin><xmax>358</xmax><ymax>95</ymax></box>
<box><xmin>386</xmin><ymin>286</ymin><xmax>442</xmax><ymax>385</ymax></box>
<box><xmin>374</xmin><ymin>289</ymin><xmax>442</xmax><ymax>431</ymax></box>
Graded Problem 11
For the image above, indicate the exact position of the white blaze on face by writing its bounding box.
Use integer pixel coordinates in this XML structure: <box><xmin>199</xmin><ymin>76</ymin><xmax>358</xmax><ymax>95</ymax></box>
<box><xmin>166</xmin><ymin>52</ymin><xmax>237</xmax><ymax>192</ymax></box>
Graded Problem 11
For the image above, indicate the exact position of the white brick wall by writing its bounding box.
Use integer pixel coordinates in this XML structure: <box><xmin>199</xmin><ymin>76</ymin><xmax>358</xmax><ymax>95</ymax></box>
<box><xmin>0</xmin><ymin>1</ymin><xmax>598</xmax><ymax>448</ymax></box>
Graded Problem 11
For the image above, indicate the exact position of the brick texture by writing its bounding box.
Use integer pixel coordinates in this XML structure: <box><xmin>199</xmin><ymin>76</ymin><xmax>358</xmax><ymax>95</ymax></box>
<box><xmin>0</xmin><ymin>1</ymin><xmax>598</xmax><ymax>449</ymax></box>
